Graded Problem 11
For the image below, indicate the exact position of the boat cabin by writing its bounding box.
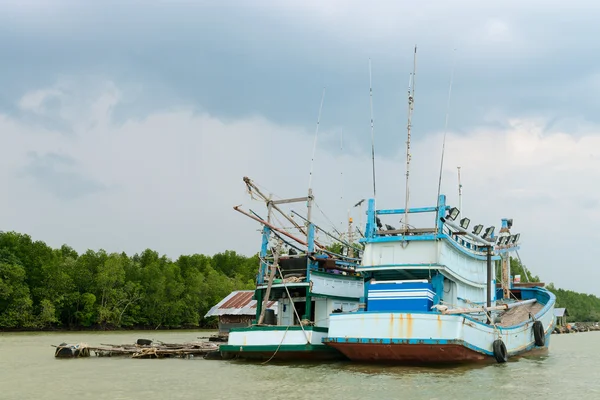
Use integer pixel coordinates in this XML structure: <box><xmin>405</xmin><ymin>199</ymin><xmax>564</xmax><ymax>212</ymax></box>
<box><xmin>357</xmin><ymin>194</ymin><xmax>521</xmax><ymax>318</ymax></box>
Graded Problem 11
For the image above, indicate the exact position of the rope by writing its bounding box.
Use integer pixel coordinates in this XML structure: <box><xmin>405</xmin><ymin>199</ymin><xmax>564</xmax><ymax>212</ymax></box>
<box><xmin>256</xmin><ymin>256</ymin><xmax>310</xmax><ymax>344</ymax></box>
<box><xmin>261</xmin><ymin>325</ymin><xmax>290</xmax><ymax>365</ymax></box>
<box><xmin>275</xmin><ymin>264</ymin><xmax>310</xmax><ymax>343</ymax></box>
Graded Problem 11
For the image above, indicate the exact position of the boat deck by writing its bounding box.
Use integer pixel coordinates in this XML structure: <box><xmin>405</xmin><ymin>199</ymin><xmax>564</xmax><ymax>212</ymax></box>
<box><xmin>497</xmin><ymin>302</ymin><xmax>544</xmax><ymax>327</ymax></box>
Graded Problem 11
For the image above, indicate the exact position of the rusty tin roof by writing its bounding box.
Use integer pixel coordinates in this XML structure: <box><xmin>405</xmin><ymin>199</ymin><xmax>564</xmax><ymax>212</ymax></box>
<box><xmin>204</xmin><ymin>290</ymin><xmax>278</xmax><ymax>317</ymax></box>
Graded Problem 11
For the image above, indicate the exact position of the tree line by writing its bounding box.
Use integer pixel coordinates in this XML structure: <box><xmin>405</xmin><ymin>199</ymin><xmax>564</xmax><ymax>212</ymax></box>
<box><xmin>1</xmin><ymin>230</ymin><xmax>599</xmax><ymax>330</ymax></box>
<box><xmin>501</xmin><ymin>257</ymin><xmax>600</xmax><ymax>322</ymax></box>
<box><xmin>0</xmin><ymin>231</ymin><xmax>257</xmax><ymax>330</ymax></box>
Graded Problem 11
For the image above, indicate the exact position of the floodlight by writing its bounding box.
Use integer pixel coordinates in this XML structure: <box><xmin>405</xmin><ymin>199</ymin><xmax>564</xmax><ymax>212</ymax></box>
<box><xmin>472</xmin><ymin>224</ymin><xmax>483</xmax><ymax>235</ymax></box>
<box><xmin>497</xmin><ymin>236</ymin><xmax>506</xmax><ymax>245</ymax></box>
<box><xmin>447</xmin><ymin>207</ymin><xmax>460</xmax><ymax>221</ymax></box>
<box><xmin>482</xmin><ymin>226</ymin><xmax>495</xmax><ymax>240</ymax></box>
<box><xmin>507</xmin><ymin>219</ymin><xmax>513</xmax><ymax>229</ymax></box>
<box><xmin>512</xmin><ymin>233</ymin><xmax>520</xmax><ymax>244</ymax></box>
<box><xmin>460</xmin><ymin>217</ymin><xmax>470</xmax><ymax>230</ymax></box>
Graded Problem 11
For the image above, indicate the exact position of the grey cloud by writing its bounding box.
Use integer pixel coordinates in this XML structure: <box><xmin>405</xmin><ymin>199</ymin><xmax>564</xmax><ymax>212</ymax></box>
<box><xmin>19</xmin><ymin>152</ymin><xmax>106</xmax><ymax>200</ymax></box>
<box><xmin>2</xmin><ymin>1</ymin><xmax>600</xmax><ymax>158</ymax></box>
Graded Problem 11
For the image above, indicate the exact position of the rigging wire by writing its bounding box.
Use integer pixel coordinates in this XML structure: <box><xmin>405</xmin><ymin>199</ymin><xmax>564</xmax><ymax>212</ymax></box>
<box><xmin>435</xmin><ymin>48</ymin><xmax>457</xmax><ymax>224</ymax></box>
<box><xmin>308</xmin><ymin>88</ymin><xmax>326</xmax><ymax>191</ymax></box>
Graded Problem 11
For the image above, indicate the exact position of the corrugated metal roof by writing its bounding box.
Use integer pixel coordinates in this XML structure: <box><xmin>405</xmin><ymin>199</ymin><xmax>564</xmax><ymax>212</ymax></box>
<box><xmin>554</xmin><ymin>307</ymin><xmax>568</xmax><ymax>317</ymax></box>
<box><xmin>204</xmin><ymin>290</ymin><xmax>278</xmax><ymax>317</ymax></box>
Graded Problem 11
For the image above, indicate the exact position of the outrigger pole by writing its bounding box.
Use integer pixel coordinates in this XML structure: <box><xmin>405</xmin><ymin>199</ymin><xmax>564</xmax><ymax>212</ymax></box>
<box><xmin>234</xmin><ymin>206</ymin><xmax>311</xmax><ymax>247</ymax></box>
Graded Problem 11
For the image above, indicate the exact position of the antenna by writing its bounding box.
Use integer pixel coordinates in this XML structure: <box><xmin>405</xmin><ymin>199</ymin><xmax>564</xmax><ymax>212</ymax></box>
<box><xmin>307</xmin><ymin>87</ymin><xmax>326</xmax><ymax>228</ymax></box>
<box><xmin>369</xmin><ymin>58</ymin><xmax>377</xmax><ymax>199</ymax></box>
<box><xmin>308</xmin><ymin>87</ymin><xmax>326</xmax><ymax>191</ymax></box>
<box><xmin>403</xmin><ymin>45</ymin><xmax>417</xmax><ymax>233</ymax></box>
<box><xmin>435</xmin><ymin>48</ymin><xmax>457</xmax><ymax>225</ymax></box>
<box><xmin>340</xmin><ymin>128</ymin><xmax>344</xmax><ymax>232</ymax></box>
<box><xmin>457</xmin><ymin>166</ymin><xmax>462</xmax><ymax>218</ymax></box>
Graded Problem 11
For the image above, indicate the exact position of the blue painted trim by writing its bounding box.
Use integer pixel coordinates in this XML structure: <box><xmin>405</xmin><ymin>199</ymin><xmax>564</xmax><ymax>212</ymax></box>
<box><xmin>496</xmin><ymin>246</ymin><xmax>521</xmax><ymax>254</ymax></box>
<box><xmin>360</xmin><ymin>234</ymin><xmax>437</xmax><ymax>244</ymax></box>
<box><xmin>359</xmin><ymin>231</ymin><xmax>501</xmax><ymax>262</ymax></box>
<box><xmin>431</xmin><ymin>273</ymin><xmax>444</xmax><ymax>305</ymax></box>
<box><xmin>376</xmin><ymin>206</ymin><xmax>442</xmax><ymax>215</ymax></box>
<box><xmin>440</xmin><ymin>234</ymin><xmax>501</xmax><ymax>261</ymax></box>
<box><xmin>258</xmin><ymin>226</ymin><xmax>271</xmax><ymax>285</ymax></box>
<box><xmin>358</xmin><ymin>263</ymin><xmax>443</xmax><ymax>269</ymax></box>
<box><xmin>365</xmin><ymin>199</ymin><xmax>376</xmax><ymax>238</ymax></box>
<box><xmin>437</xmin><ymin>195</ymin><xmax>446</xmax><ymax>234</ymax></box>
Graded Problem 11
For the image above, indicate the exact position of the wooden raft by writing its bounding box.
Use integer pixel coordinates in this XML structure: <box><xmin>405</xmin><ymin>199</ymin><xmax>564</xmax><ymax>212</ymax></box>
<box><xmin>53</xmin><ymin>339</ymin><xmax>220</xmax><ymax>359</ymax></box>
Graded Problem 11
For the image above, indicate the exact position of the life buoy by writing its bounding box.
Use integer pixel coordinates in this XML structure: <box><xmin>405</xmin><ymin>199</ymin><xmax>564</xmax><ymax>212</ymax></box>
<box><xmin>533</xmin><ymin>320</ymin><xmax>545</xmax><ymax>346</ymax></box>
<box><xmin>493</xmin><ymin>339</ymin><xmax>508</xmax><ymax>363</ymax></box>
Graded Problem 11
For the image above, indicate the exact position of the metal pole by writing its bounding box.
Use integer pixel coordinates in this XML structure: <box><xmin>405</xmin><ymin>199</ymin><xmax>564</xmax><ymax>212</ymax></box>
<box><xmin>487</xmin><ymin>246</ymin><xmax>492</xmax><ymax>308</ymax></box>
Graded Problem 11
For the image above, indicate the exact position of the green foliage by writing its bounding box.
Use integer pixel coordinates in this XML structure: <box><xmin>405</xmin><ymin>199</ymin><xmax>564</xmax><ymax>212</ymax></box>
<box><xmin>0</xmin><ymin>231</ymin><xmax>259</xmax><ymax>330</ymax></box>
<box><xmin>495</xmin><ymin>257</ymin><xmax>541</xmax><ymax>283</ymax></box>
<box><xmin>547</xmin><ymin>283</ymin><xmax>600</xmax><ymax>322</ymax></box>
<box><xmin>2</xmin><ymin>229</ymin><xmax>599</xmax><ymax>328</ymax></box>
<box><xmin>495</xmin><ymin>256</ymin><xmax>600</xmax><ymax>322</ymax></box>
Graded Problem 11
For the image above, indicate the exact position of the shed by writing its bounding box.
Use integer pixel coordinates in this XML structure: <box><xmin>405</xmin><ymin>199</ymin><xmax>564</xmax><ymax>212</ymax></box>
<box><xmin>554</xmin><ymin>308</ymin><xmax>569</xmax><ymax>326</ymax></box>
<box><xmin>204</xmin><ymin>290</ymin><xmax>278</xmax><ymax>333</ymax></box>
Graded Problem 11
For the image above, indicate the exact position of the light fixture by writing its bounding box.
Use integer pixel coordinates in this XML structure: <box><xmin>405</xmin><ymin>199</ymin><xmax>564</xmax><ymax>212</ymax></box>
<box><xmin>512</xmin><ymin>233</ymin><xmax>520</xmax><ymax>244</ymax></box>
<box><xmin>507</xmin><ymin>219</ymin><xmax>513</xmax><ymax>229</ymax></box>
<box><xmin>446</xmin><ymin>207</ymin><xmax>460</xmax><ymax>221</ymax></box>
<box><xmin>460</xmin><ymin>217</ymin><xmax>470</xmax><ymax>230</ymax></box>
<box><xmin>497</xmin><ymin>236</ymin><xmax>506</xmax><ymax>245</ymax></box>
<box><xmin>482</xmin><ymin>226</ymin><xmax>495</xmax><ymax>240</ymax></box>
<box><xmin>472</xmin><ymin>224</ymin><xmax>483</xmax><ymax>235</ymax></box>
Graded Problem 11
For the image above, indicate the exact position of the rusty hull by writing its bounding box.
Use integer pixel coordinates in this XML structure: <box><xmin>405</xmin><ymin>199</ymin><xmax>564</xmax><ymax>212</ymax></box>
<box><xmin>325</xmin><ymin>341</ymin><xmax>489</xmax><ymax>364</ymax></box>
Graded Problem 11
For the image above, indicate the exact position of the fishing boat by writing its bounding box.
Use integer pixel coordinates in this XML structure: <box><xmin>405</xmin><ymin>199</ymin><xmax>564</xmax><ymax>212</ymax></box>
<box><xmin>322</xmin><ymin>198</ymin><xmax>556</xmax><ymax>364</ymax></box>
<box><xmin>219</xmin><ymin>177</ymin><xmax>365</xmax><ymax>361</ymax></box>
<box><xmin>322</xmin><ymin>47</ymin><xmax>556</xmax><ymax>364</ymax></box>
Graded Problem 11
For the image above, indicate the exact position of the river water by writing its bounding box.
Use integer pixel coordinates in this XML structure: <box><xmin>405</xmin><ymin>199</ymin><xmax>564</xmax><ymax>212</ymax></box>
<box><xmin>0</xmin><ymin>330</ymin><xmax>598</xmax><ymax>399</ymax></box>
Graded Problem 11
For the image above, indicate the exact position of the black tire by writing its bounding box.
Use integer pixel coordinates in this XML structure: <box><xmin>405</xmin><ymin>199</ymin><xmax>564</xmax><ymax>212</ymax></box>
<box><xmin>492</xmin><ymin>339</ymin><xmax>508</xmax><ymax>363</ymax></box>
<box><xmin>137</xmin><ymin>338</ymin><xmax>152</xmax><ymax>346</ymax></box>
<box><xmin>533</xmin><ymin>320</ymin><xmax>545</xmax><ymax>347</ymax></box>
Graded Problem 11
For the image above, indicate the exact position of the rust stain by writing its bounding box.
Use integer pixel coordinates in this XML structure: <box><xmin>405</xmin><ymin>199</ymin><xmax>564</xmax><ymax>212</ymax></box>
<box><xmin>406</xmin><ymin>314</ymin><xmax>413</xmax><ymax>339</ymax></box>
<box><xmin>389</xmin><ymin>314</ymin><xmax>395</xmax><ymax>337</ymax></box>
<box><xmin>437</xmin><ymin>315</ymin><xmax>443</xmax><ymax>337</ymax></box>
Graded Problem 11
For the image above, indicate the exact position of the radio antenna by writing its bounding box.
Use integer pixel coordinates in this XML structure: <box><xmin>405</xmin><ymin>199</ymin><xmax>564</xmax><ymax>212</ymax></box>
<box><xmin>403</xmin><ymin>45</ymin><xmax>417</xmax><ymax>233</ymax></box>
<box><xmin>369</xmin><ymin>58</ymin><xmax>377</xmax><ymax>199</ymax></box>
<box><xmin>435</xmin><ymin>48</ymin><xmax>457</xmax><ymax>225</ymax></box>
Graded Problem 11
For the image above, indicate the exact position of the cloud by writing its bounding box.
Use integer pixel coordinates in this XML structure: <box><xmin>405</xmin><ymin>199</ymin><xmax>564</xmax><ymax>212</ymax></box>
<box><xmin>18</xmin><ymin>152</ymin><xmax>107</xmax><ymax>200</ymax></box>
<box><xmin>1</xmin><ymin>79</ymin><xmax>599</xmax><ymax>296</ymax></box>
<box><xmin>2</xmin><ymin>0</ymin><xmax>600</xmax><ymax>157</ymax></box>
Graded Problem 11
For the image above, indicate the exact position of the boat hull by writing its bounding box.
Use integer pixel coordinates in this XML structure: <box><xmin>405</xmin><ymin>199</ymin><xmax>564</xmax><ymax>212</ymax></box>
<box><xmin>221</xmin><ymin>325</ymin><xmax>346</xmax><ymax>361</ymax></box>
<box><xmin>220</xmin><ymin>344</ymin><xmax>343</xmax><ymax>361</ymax></box>
<box><xmin>324</xmin><ymin>335</ymin><xmax>551</xmax><ymax>364</ymax></box>
<box><xmin>324</xmin><ymin>288</ymin><xmax>556</xmax><ymax>364</ymax></box>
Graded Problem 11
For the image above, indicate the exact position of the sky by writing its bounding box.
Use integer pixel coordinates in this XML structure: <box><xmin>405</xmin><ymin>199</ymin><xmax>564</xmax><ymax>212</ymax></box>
<box><xmin>1</xmin><ymin>0</ymin><xmax>599</xmax><ymax>294</ymax></box>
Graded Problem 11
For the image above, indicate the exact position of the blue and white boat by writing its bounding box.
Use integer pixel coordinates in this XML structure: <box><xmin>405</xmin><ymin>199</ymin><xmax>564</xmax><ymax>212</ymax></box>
<box><xmin>323</xmin><ymin>197</ymin><xmax>556</xmax><ymax>364</ymax></box>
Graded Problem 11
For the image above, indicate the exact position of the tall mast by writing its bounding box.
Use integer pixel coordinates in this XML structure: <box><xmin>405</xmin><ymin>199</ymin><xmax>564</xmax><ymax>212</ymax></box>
<box><xmin>369</xmin><ymin>58</ymin><xmax>377</xmax><ymax>199</ymax></box>
<box><xmin>403</xmin><ymin>45</ymin><xmax>417</xmax><ymax>233</ymax></box>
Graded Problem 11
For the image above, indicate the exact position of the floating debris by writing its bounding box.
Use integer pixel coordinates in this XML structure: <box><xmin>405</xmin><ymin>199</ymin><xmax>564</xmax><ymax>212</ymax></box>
<box><xmin>53</xmin><ymin>339</ymin><xmax>220</xmax><ymax>359</ymax></box>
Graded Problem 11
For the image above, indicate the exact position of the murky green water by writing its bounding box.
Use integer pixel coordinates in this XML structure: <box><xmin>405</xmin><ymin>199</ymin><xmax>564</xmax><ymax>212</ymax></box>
<box><xmin>0</xmin><ymin>330</ymin><xmax>598</xmax><ymax>399</ymax></box>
